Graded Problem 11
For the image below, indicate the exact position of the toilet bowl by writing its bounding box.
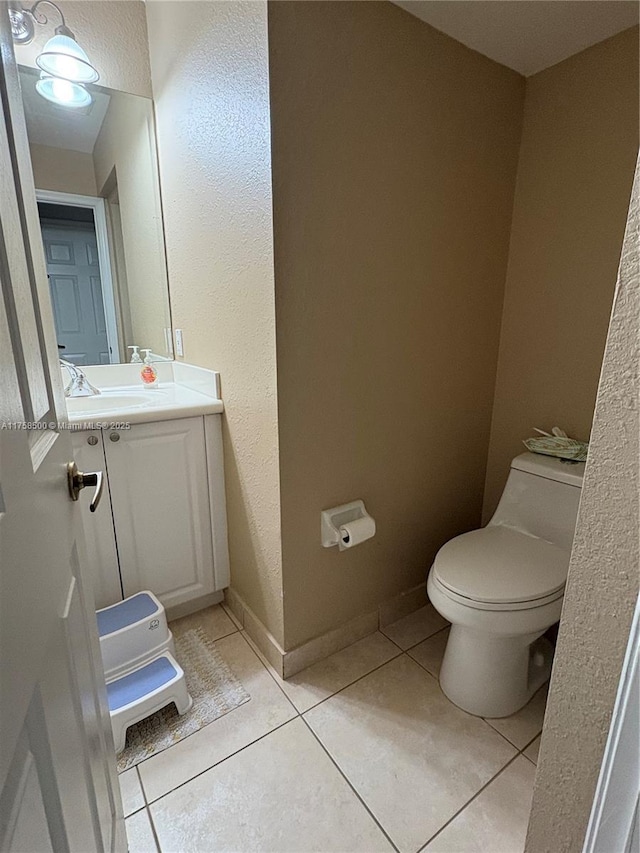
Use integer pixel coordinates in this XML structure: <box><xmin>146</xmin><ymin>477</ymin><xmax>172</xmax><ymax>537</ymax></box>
<box><xmin>427</xmin><ymin>452</ymin><xmax>584</xmax><ymax>718</ymax></box>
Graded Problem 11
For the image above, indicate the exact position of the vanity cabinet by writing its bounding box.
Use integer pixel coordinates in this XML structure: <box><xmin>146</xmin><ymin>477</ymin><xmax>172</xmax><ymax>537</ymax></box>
<box><xmin>72</xmin><ymin>415</ymin><xmax>229</xmax><ymax>613</ymax></box>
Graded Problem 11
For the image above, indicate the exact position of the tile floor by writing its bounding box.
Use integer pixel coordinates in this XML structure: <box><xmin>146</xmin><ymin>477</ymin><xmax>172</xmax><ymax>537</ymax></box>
<box><xmin>123</xmin><ymin>602</ymin><xmax>545</xmax><ymax>853</ymax></box>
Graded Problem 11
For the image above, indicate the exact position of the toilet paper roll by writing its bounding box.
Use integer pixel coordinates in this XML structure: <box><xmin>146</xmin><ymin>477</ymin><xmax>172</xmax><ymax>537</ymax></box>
<box><xmin>339</xmin><ymin>515</ymin><xmax>376</xmax><ymax>549</ymax></box>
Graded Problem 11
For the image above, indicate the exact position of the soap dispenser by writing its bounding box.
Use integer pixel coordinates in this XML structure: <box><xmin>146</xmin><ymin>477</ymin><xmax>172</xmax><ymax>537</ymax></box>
<box><xmin>128</xmin><ymin>345</ymin><xmax>143</xmax><ymax>364</ymax></box>
<box><xmin>140</xmin><ymin>349</ymin><xmax>158</xmax><ymax>387</ymax></box>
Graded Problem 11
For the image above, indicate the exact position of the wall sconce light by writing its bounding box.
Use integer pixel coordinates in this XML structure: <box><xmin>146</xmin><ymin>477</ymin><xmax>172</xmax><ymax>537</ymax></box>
<box><xmin>9</xmin><ymin>0</ymin><xmax>99</xmax><ymax>107</ymax></box>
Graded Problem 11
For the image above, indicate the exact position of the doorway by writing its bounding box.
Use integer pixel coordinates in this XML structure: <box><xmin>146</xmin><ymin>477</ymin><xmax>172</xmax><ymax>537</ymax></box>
<box><xmin>36</xmin><ymin>190</ymin><xmax>120</xmax><ymax>365</ymax></box>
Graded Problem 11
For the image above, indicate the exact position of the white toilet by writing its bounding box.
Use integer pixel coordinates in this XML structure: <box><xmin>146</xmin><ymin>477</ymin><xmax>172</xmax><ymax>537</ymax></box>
<box><xmin>427</xmin><ymin>452</ymin><xmax>584</xmax><ymax>718</ymax></box>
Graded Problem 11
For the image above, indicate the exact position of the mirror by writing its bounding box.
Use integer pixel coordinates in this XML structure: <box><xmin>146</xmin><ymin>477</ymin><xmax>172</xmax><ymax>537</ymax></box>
<box><xmin>18</xmin><ymin>65</ymin><xmax>172</xmax><ymax>365</ymax></box>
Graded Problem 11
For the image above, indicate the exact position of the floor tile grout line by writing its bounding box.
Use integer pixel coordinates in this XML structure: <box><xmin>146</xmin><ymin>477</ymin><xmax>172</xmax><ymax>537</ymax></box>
<box><xmin>380</xmin><ymin>630</ymin><xmax>408</xmax><ymax>653</ymax></box>
<box><xmin>172</xmin><ymin>624</ymin><xmax>239</xmax><ymax>645</ymax></box>
<box><xmin>145</xmin><ymin>804</ymin><xmax>163</xmax><ymax>853</ymax></box>
<box><xmin>519</xmin><ymin>731</ymin><xmax>541</xmax><ymax>766</ymax></box>
<box><xmin>210</xmin><ymin>626</ymin><xmax>240</xmax><ymax>642</ymax></box>
<box><xmin>380</xmin><ymin>626</ymin><xmax>450</xmax><ymax>654</ymax></box>
<box><xmin>250</xmin><ymin>622</ymin><xmax>541</xmax><ymax>749</ymax></box>
<box><xmin>405</xmin><ymin>650</ymin><xmax>539</xmax><ymax>752</ymax></box>
<box><xmin>300</xmin><ymin>715</ymin><xmax>402</xmax><ymax>853</ymax></box>
<box><xmin>142</xmin><ymin>642</ymin><xmax>445</xmax><ymax>827</ymax></box>
<box><xmin>126</xmin><ymin>634</ymin><xmax>272</xmax><ymax>782</ymax></box>
<box><xmin>295</xmin><ymin>648</ymin><xmax>405</xmax><ymax>715</ymax></box>
<box><xmin>242</xmin><ymin>625</ymin><xmax>406</xmax><ymax>717</ymax></box>
<box><xmin>418</xmin><ymin>751</ymin><xmax>523</xmax><ymax>851</ymax></box>
<box><xmin>182</xmin><ymin>609</ymin><xmax>540</xmax><ymax>743</ymax></box>
<box><xmin>233</xmin><ymin>601</ymin><xmax>444</xmax><ymax>704</ymax></box>
<box><xmin>134</xmin><ymin>638</ymin><xmax>405</xmax><ymax>813</ymax></box>
<box><xmin>129</xmin><ymin>606</ymin><xmax>540</xmax><ymax>848</ymax></box>
<box><xmin>162</xmin><ymin>608</ymin><xmax>540</xmax><ymax>822</ymax></box>
<box><xmin>124</xmin><ymin>804</ymin><xmax>145</xmax><ymax>819</ymax></box>
<box><xmin>387</xmin><ymin>622</ymin><xmax>547</xmax><ymax>753</ymax></box>
<box><xmin>401</xmin><ymin>623</ymin><xmax>451</xmax><ymax>654</ymax></box>
<box><xmin>134</xmin><ymin>629</ymin><xmax>302</xmax><ymax>804</ymax></box>
<box><xmin>141</xmin><ymin>715</ymin><xmax>299</xmax><ymax>807</ymax></box>
<box><xmin>219</xmin><ymin>600</ymin><xmax>244</xmax><ymax>632</ymax></box>
<box><xmin>135</xmin><ymin>764</ymin><xmax>150</xmax><ymax>808</ymax></box>
<box><xmin>405</xmin><ymin>653</ymin><xmax>446</xmax><ymax>690</ymax></box>
<box><xmin>137</xmin><ymin>708</ymin><xmax>529</xmax><ymax>850</ymax></box>
<box><xmin>406</xmin><ymin>649</ymin><xmax>443</xmax><ymax>683</ymax></box>
<box><xmin>480</xmin><ymin>717</ymin><xmax>524</xmax><ymax>750</ymax></box>
<box><xmin>520</xmin><ymin>731</ymin><xmax>542</xmax><ymax>752</ymax></box>
<box><xmin>237</xmin><ymin>630</ymin><xmax>303</xmax><ymax>715</ymax></box>
<box><xmin>482</xmin><ymin>689</ymin><xmax>547</xmax><ymax>750</ymax></box>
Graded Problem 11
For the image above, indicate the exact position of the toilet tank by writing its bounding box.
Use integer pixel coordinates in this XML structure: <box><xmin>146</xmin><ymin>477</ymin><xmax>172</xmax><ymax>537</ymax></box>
<box><xmin>489</xmin><ymin>452</ymin><xmax>585</xmax><ymax>550</ymax></box>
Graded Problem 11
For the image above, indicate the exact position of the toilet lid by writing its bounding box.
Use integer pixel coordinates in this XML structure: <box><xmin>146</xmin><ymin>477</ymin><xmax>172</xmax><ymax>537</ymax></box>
<box><xmin>432</xmin><ymin>526</ymin><xmax>568</xmax><ymax>605</ymax></box>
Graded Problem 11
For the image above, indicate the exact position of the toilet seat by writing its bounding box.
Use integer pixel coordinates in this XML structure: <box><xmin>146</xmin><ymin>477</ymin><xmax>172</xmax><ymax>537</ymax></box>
<box><xmin>432</xmin><ymin>525</ymin><xmax>568</xmax><ymax>610</ymax></box>
<box><xmin>430</xmin><ymin>573</ymin><xmax>564</xmax><ymax>612</ymax></box>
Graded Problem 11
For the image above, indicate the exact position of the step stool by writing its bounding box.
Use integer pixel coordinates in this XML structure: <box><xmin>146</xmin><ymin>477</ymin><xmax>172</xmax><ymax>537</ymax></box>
<box><xmin>97</xmin><ymin>591</ymin><xmax>175</xmax><ymax>680</ymax></box>
<box><xmin>107</xmin><ymin>652</ymin><xmax>193</xmax><ymax>753</ymax></box>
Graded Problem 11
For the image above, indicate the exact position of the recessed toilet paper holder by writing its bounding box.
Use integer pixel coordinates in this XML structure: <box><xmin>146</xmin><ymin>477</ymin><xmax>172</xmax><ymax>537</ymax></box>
<box><xmin>321</xmin><ymin>500</ymin><xmax>374</xmax><ymax>550</ymax></box>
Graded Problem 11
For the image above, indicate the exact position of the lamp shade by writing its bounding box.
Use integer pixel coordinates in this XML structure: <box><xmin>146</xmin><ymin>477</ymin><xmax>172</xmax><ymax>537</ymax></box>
<box><xmin>36</xmin><ymin>74</ymin><xmax>92</xmax><ymax>109</ymax></box>
<box><xmin>36</xmin><ymin>34</ymin><xmax>99</xmax><ymax>84</ymax></box>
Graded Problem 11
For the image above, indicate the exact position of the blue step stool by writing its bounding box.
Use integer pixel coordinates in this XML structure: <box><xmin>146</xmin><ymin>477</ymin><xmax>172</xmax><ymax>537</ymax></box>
<box><xmin>97</xmin><ymin>591</ymin><xmax>175</xmax><ymax>680</ymax></box>
<box><xmin>107</xmin><ymin>652</ymin><xmax>192</xmax><ymax>753</ymax></box>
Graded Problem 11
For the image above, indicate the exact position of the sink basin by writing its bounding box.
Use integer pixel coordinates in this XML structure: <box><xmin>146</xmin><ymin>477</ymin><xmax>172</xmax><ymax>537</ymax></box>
<box><xmin>66</xmin><ymin>390</ymin><xmax>164</xmax><ymax>415</ymax></box>
<box><xmin>62</xmin><ymin>376</ymin><xmax>223</xmax><ymax>426</ymax></box>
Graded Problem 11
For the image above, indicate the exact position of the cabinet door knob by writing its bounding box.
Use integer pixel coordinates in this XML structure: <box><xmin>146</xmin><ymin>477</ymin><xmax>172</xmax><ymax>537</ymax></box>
<box><xmin>67</xmin><ymin>461</ymin><xmax>104</xmax><ymax>512</ymax></box>
<box><xmin>109</xmin><ymin>432</ymin><xmax>120</xmax><ymax>442</ymax></box>
<box><xmin>87</xmin><ymin>435</ymin><xmax>98</xmax><ymax>446</ymax></box>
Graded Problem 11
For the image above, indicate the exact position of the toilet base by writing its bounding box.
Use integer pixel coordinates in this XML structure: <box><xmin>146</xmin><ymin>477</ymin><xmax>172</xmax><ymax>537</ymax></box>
<box><xmin>439</xmin><ymin>626</ymin><xmax>553</xmax><ymax>718</ymax></box>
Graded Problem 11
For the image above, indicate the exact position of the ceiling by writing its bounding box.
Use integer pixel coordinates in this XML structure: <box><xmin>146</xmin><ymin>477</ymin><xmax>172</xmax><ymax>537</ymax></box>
<box><xmin>19</xmin><ymin>66</ymin><xmax>110</xmax><ymax>154</ymax></box>
<box><xmin>392</xmin><ymin>1</ymin><xmax>639</xmax><ymax>76</ymax></box>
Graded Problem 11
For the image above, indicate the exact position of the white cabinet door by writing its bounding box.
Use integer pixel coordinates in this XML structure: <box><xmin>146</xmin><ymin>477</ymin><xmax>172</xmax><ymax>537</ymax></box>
<box><xmin>71</xmin><ymin>429</ymin><xmax>122</xmax><ymax>608</ymax></box>
<box><xmin>105</xmin><ymin>418</ymin><xmax>215</xmax><ymax>609</ymax></box>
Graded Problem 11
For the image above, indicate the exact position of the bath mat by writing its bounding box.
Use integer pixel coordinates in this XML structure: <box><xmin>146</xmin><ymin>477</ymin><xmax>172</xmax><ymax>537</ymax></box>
<box><xmin>116</xmin><ymin>627</ymin><xmax>250</xmax><ymax>772</ymax></box>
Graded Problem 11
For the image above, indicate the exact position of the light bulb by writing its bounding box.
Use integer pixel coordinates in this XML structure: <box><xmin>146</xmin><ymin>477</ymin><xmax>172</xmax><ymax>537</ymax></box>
<box><xmin>36</xmin><ymin>74</ymin><xmax>92</xmax><ymax>108</ymax></box>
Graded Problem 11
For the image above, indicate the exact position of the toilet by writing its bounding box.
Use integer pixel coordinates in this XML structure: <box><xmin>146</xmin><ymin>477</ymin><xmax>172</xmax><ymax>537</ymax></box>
<box><xmin>427</xmin><ymin>451</ymin><xmax>584</xmax><ymax>718</ymax></box>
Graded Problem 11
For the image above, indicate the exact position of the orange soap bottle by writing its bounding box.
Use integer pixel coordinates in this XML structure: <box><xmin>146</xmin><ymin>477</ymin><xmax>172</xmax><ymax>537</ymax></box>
<box><xmin>140</xmin><ymin>349</ymin><xmax>158</xmax><ymax>387</ymax></box>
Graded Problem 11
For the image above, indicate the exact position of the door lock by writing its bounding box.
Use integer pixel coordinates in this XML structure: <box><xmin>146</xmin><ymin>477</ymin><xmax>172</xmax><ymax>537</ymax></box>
<box><xmin>67</xmin><ymin>461</ymin><xmax>103</xmax><ymax>512</ymax></box>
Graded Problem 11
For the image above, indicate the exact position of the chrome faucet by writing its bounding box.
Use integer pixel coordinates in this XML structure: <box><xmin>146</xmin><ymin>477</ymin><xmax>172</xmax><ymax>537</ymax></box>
<box><xmin>60</xmin><ymin>359</ymin><xmax>101</xmax><ymax>397</ymax></box>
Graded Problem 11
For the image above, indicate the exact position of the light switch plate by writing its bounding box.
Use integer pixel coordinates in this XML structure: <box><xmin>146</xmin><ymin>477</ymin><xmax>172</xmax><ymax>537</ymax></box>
<box><xmin>175</xmin><ymin>328</ymin><xmax>184</xmax><ymax>357</ymax></box>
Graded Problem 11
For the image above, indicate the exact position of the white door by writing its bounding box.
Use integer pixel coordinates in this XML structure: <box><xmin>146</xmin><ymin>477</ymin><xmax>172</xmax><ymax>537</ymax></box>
<box><xmin>41</xmin><ymin>218</ymin><xmax>111</xmax><ymax>366</ymax></box>
<box><xmin>0</xmin><ymin>7</ymin><xmax>124</xmax><ymax>852</ymax></box>
<box><xmin>583</xmin><ymin>594</ymin><xmax>640</xmax><ymax>853</ymax></box>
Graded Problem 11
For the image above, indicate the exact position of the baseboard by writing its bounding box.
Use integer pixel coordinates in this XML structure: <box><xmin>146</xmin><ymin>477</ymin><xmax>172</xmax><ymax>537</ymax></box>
<box><xmin>378</xmin><ymin>582</ymin><xmax>428</xmax><ymax>627</ymax></box>
<box><xmin>225</xmin><ymin>580</ymin><xmax>428</xmax><ymax>679</ymax></box>
<box><xmin>283</xmin><ymin>610</ymin><xmax>378</xmax><ymax>678</ymax></box>
<box><xmin>224</xmin><ymin>587</ymin><xmax>287</xmax><ymax>676</ymax></box>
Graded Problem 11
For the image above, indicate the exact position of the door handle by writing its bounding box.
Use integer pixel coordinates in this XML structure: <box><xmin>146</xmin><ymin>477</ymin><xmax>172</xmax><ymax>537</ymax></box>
<box><xmin>67</xmin><ymin>461</ymin><xmax>104</xmax><ymax>512</ymax></box>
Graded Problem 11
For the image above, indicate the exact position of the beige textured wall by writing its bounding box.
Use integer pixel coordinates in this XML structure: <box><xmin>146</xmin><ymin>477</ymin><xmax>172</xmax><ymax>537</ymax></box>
<box><xmin>269</xmin><ymin>1</ymin><xmax>525</xmax><ymax>649</ymax></box>
<box><xmin>145</xmin><ymin>1</ymin><xmax>284</xmax><ymax>643</ymax></box>
<box><xmin>93</xmin><ymin>94</ymin><xmax>170</xmax><ymax>358</ymax></box>
<box><xmin>483</xmin><ymin>27</ymin><xmax>639</xmax><ymax>521</ymax></box>
<box><xmin>525</xmin><ymin>156</ymin><xmax>640</xmax><ymax>853</ymax></box>
<box><xmin>15</xmin><ymin>0</ymin><xmax>151</xmax><ymax>97</ymax></box>
<box><xmin>29</xmin><ymin>142</ymin><xmax>96</xmax><ymax>196</ymax></box>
